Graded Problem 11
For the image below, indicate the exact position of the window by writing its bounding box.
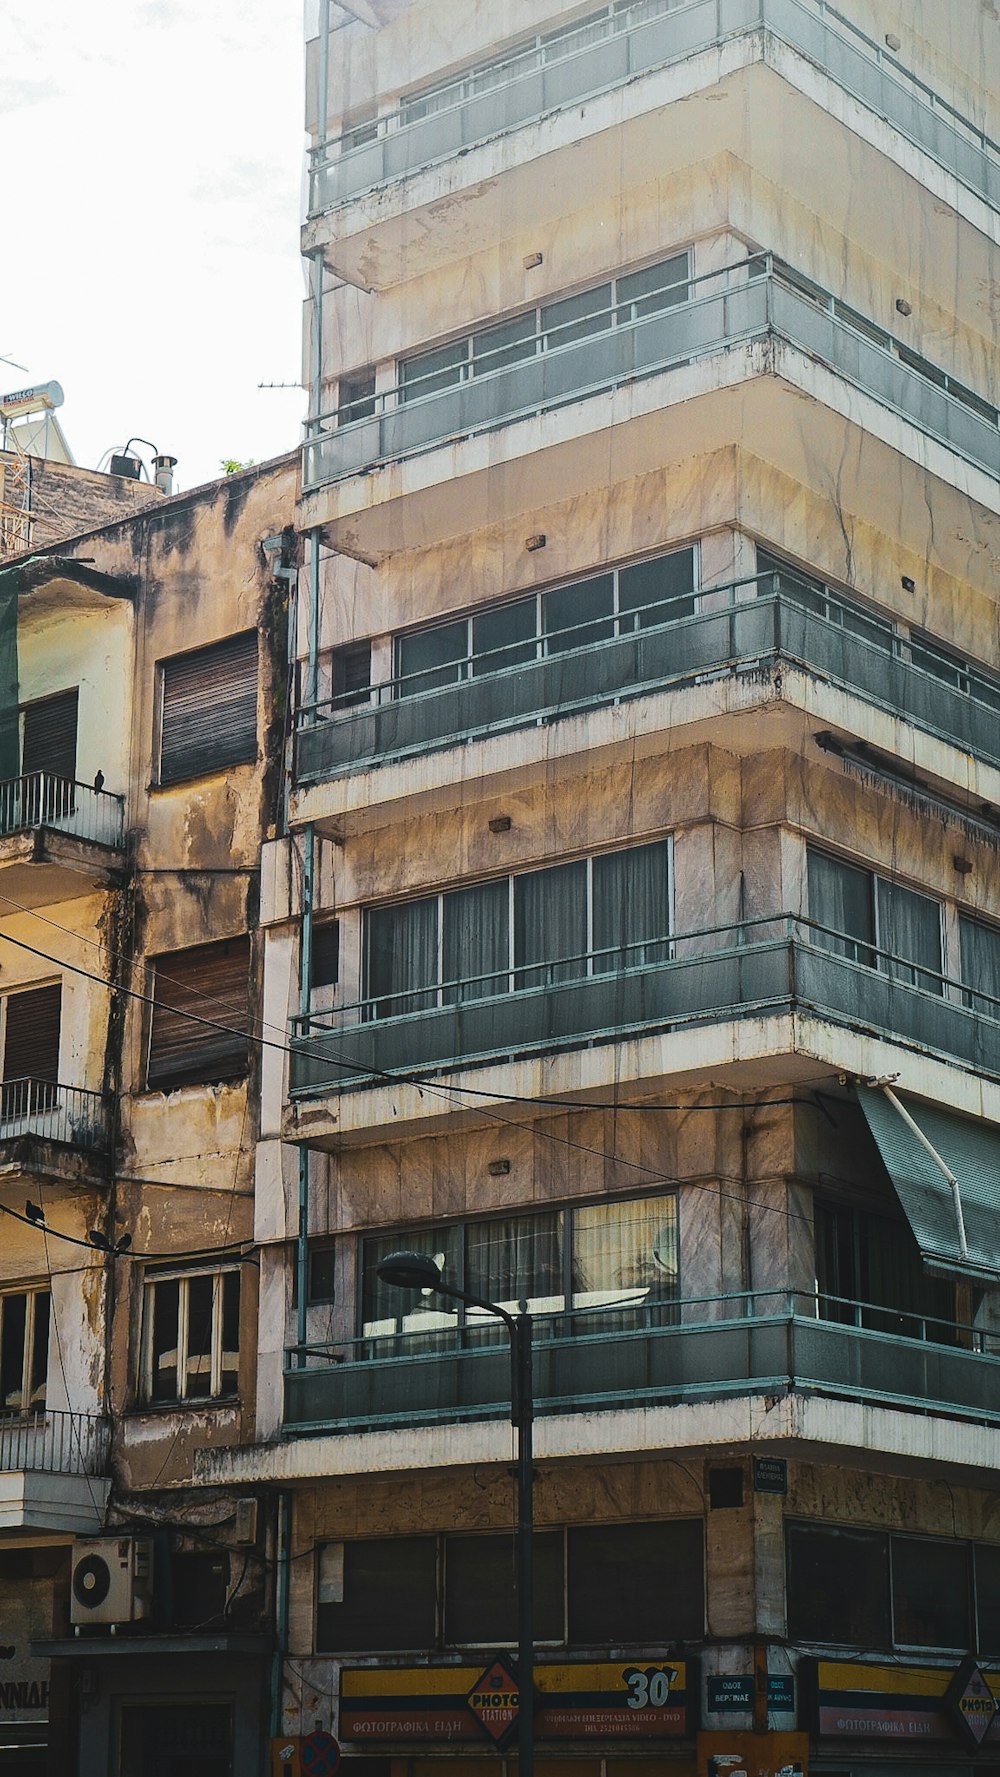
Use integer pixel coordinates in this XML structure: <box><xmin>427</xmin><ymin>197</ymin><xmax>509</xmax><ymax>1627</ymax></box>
<box><xmin>316</xmin><ymin>1519</ymin><xmax>702</xmax><ymax>1654</ymax></box>
<box><xmin>814</xmin><ymin>1199</ymin><xmax>954</xmax><ymax>1340</ymax></box>
<box><xmin>140</xmin><ymin>1266</ymin><xmax>240</xmax><ymax>1403</ymax></box>
<box><xmin>398</xmin><ymin>255</ymin><xmax>690</xmax><ymax>403</ymax></box>
<box><xmin>338</xmin><ymin>369</ymin><xmax>376</xmax><ymax>425</ymax></box>
<box><xmin>21</xmin><ymin>687</ymin><xmax>78</xmax><ymax>781</ymax></box>
<box><xmin>365</xmin><ymin>841</ymin><xmax>671</xmax><ymax>1014</ymax></box>
<box><xmin>0</xmin><ymin>1288</ymin><xmax>49</xmax><ymax>1412</ymax></box>
<box><xmin>959</xmin><ymin>915</ymin><xmax>1000</xmax><ymax>1017</ymax></box>
<box><xmin>311</xmin><ymin>922</ymin><xmax>340</xmax><ymax>992</ymax></box>
<box><xmin>0</xmin><ymin>983</ymin><xmax>61</xmax><ymax>1113</ymax></box>
<box><xmin>395</xmin><ymin>549</ymin><xmax>695</xmax><ymax>695</ymax></box>
<box><xmin>568</xmin><ymin>1520</ymin><xmax>704</xmax><ymax>1642</ymax></box>
<box><xmin>157</xmin><ymin>632</ymin><xmax>258</xmax><ymax>787</ymax></box>
<box><xmin>361</xmin><ymin>1191</ymin><xmax>678</xmax><ymax>1340</ymax></box>
<box><xmin>755</xmin><ymin>550</ymin><xmax>892</xmax><ymax>654</ymax></box>
<box><xmin>146</xmin><ymin>938</ymin><xmax>251</xmax><ymax>1092</ymax></box>
<box><xmin>786</xmin><ymin>1523</ymin><xmax>891</xmax><ymax>1647</ymax></box>
<box><xmin>786</xmin><ymin>1523</ymin><xmax>1000</xmax><ymax>1652</ymax></box>
<box><xmin>806</xmin><ymin>849</ymin><xmax>943</xmax><ymax>994</ymax></box>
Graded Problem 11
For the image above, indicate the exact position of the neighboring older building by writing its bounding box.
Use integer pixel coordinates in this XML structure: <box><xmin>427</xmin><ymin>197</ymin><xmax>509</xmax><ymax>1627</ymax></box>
<box><xmin>0</xmin><ymin>456</ymin><xmax>296</xmax><ymax>1776</ymax></box>
<box><xmin>198</xmin><ymin>3</ymin><xmax>1000</xmax><ymax>1777</ymax></box>
<box><xmin>0</xmin><ymin>385</ymin><xmax>163</xmax><ymax>560</ymax></box>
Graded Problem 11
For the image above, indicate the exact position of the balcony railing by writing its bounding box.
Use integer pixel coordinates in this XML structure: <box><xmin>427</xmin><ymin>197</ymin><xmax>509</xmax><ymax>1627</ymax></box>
<box><xmin>289</xmin><ymin>914</ymin><xmax>1000</xmax><ymax>1094</ymax></box>
<box><xmin>0</xmin><ymin>773</ymin><xmax>124</xmax><ymax>850</ymax></box>
<box><xmin>0</xmin><ymin>1078</ymin><xmax>112</xmax><ymax>1155</ymax></box>
<box><xmin>0</xmin><ymin>1408</ymin><xmax>111</xmax><ymax>1476</ymax></box>
<box><xmin>294</xmin><ymin>571</ymin><xmax>1000</xmax><ymax>783</ymax></box>
<box><xmin>284</xmin><ymin>1288</ymin><xmax>1000</xmax><ymax>1434</ymax></box>
<box><xmin>302</xmin><ymin>257</ymin><xmax>1000</xmax><ymax>491</ymax></box>
<box><xmin>310</xmin><ymin>0</ymin><xmax>1000</xmax><ymax>219</ymax></box>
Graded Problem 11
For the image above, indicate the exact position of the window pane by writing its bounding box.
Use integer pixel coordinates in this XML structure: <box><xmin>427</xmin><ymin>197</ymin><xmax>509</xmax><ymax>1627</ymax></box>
<box><xmin>876</xmin><ymin>880</ymin><xmax>942</xmax><ymax>993</ymax></box>
<box><xmin>0</xmin><ymin>1295</ymin><xmax>26</xmax><ymax>1410</ymax></box>
<box><xmin>960</xmin><ymin>917</ymin><xmax>1000</xmax><ymax>1015</ymax></box>
<box><xmin>473</xmin><ymin>313</ymin><xmax>537</xmax><ymax>377</ymax></box>
<box><xmin>362</xmin><ymin>1228</ymin><xmax>463</xmax><ymax>1340</ymax></box>
<box><xmin>309</xmin><ymin>1239</ymin><xmax>337</xmax><ymax>1306</ymax></box>
<box><xmin>151</xmin><ymin>1279</ymin><xmax>180</xmax><ymax>1402</ymax></box>
<box><xmin>367</xmin><ymin>898</ymin><xmax>439</xmax><ymax>1017</ymax></box>
<box><xmin>397</xmin><ymin>621</ymin><xmax>467</xmax><ymax>695</ymax></box>
<box><xmin>572</xmin><ymin>1195</ymin><xmax>678</xmax><ymax>1314</ymax></box>
<box><xmin>757</xmin><ymin>548</ymin><xmax>825</xmax><ymax>613</ymax></box>
<box><xmin>220</xmin><ymin>1272</ymin><xmax>240</xmax><ymax>1397</ymax></box>
<box><xmin>568</xmin><ymin>1521</ymin><xmax>703</xmax><ymax>1643</ymax></box>
<box><xmin>618</xmin><ymin>549</ymin><xmax>695</xmax><ymax>630</ymax></box>
<box><xmin>543</xmin><ymin>575</ymin><xmax>614</xmax><ymax>652</ymax></box>
<box><xmin>976</xmin><ymin>1544</ymin><xmax>1000</xmax><ymax>1653</ymax></box>
<box><xmin>316</xmin><ymin>1537</ymin><xmax>437</xmax><ymax>1653</ymax></box>
<box><xmin>400</xmin><ymin>340</ymin><xmax>468</xmax><ymax>401</ymax></box>
<box><xmin>445</xmin><ymin>1531</ymin><xmax>564</xmax><ymax>1645</ymax></box>
<box><xmin>807</xmin><ymin>850</ymin><xmax>874</xmax><ymax>965</ymax></box>
<box><xmin>465</xmin><ymin>1211</ymin><xmax>563</xmax><ymax>1318</ymax></box>
<box><xmin>786</xmin><ymin>1523</ymin><xmax>890</xmax><ymax>1646</ymax></box>
<box><xmin>592</xmin><ymin>843</ymin><xmax>670</xmax><ymax>971</ymax></box>
<box><xmin>29</xmin><ymin>1292</ymin><xmax>48</xmax><ymax>1409</ymax></box>
<box><xmin>311</xmin><ymin>922</ymin><xmax>340</xmax><ymax>991</ymax></box>
<box><xmin>617</xmin><ymin>253</ymin><xmax>690</xmax><ymax>318</ymax></box>
<box><xmin>442</xmin><ymin>880</ymin><xmax>509</xmax><ymax>1003</ymax></box>
<box><xmin>892</xmin><ymin>1537</ymin><xmax>970</xmax><ymax>1648</ymax></box>
<box><xmin>339</xmin><ymin>370</ymin><xmax>376</xmax><ymax>424</ymax></box>
<box><xmin>514</xmin><ymin>860</ymin><xmax>588</xmax><ymax>988</ymax></box>
<box><xmin>185</xmin><ymin>1274</ymin><xmax>215</xmax><ymax>1399</ymax></box>
<box><xmin>542</xmin><ymin>285</ymin><xmax>612</xmax><ymax>350</ymax></box>
<box><xmin>472</xmin><ymin>598</ymin><xmax>537</xmax><ymax>675</ymax></box>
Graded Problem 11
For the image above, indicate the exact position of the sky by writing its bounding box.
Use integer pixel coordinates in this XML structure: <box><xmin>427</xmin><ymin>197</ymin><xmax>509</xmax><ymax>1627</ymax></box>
<box><xmin>2</xmin><ymin>0</ymin><xmax>307</xmax><ymax>493</ymax></box>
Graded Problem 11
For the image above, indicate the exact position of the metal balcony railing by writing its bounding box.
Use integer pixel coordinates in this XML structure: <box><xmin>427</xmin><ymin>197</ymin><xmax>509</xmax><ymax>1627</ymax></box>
<box><xmin>284</xmin><ymin>1287</ymin><xmax>1000</xmax><ymax>1434</ymax></box>
<box><xmin>0</xmin><ymin>1078</ymin><xmax>112</xmax><ymax>1155</ymax></box>
<box><xmin>289</xmin><ymin>914</ymin><xmax>1000</xmax><ymax>1094</ymax></box>
<box><xmin>0</xmin><ymin>1408</ymin><xmax>111</xmax><ymax>1476</ymax></box>
<box><xmin>302</xmin><ymin>256</ymin><xmax>1000</xmax><ymax>491</ymax></box>
<box><xmin>294</xmin><ymin>570</ymin><xmax>1000</xmax><ymax>783</ymax></box>
<box><xmin>0</xmin><ymin>773</ymin><xmax>124</xmax><ymax>849</ymax></box>
<box><xmin>309</xmin><ymin>0</ymin><xmax>1000</xmax><ymax>219</ymax></box>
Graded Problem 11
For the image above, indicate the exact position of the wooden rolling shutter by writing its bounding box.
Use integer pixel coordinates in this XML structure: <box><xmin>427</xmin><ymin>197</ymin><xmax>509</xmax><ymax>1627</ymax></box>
<box><xmin>21</xmin><ymin>689</ymin><xmax>78</xmax><ymax>780</ymax></box>
<box><xmin>147</xmin><ymin>938</ymin><xmax>251</xmax><ymax>1091</ymax></box>
<box><xmin>3</xmin><ymin>985</ymin><xmax>62</xmax><ymax>1082</ymax></box>
<box><xmin>158</xmin><ymin>633</ymin><xmax>258</xmax><ymax>787</ymax></box>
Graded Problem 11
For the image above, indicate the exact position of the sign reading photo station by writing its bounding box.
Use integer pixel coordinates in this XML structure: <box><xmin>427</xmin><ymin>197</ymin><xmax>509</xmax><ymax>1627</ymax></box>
<box><xmin>340</xmin><ymin>1658</ymin><xmax>693</xmax><ymax>1744</ymax></box>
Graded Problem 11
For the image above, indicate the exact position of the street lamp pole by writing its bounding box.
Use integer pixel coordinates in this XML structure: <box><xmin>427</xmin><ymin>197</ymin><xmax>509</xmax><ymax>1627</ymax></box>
<box><xmin>376</xmin><ymin>1252</ymin><xmax>534</xmax><ymax>1777</ymax></box>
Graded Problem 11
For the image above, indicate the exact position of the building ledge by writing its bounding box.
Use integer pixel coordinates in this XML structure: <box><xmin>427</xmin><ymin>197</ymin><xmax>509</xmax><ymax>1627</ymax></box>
<box><xmin>32</xmin><ymin>1633</ymin><xmax>269</xmax><ymax>1660</ymax></box>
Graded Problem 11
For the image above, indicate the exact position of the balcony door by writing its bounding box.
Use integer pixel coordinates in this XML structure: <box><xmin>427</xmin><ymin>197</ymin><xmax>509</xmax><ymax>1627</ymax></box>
<box><xmin>19</xmin><ymin>687</ymin><xmax>78</xmax><ymax>825</ymax></box>
<box><xmin>1</xmin><ymin>985</ymin><xmax>61</xmax><ymax>1117</ymax></box>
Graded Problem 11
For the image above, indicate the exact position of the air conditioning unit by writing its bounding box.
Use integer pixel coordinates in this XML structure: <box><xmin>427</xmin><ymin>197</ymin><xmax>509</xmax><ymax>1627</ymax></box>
<box><xmin>70</xmin><ymin>1537</ymin><xmax>154</xmax><ymax>1627</ymax></box>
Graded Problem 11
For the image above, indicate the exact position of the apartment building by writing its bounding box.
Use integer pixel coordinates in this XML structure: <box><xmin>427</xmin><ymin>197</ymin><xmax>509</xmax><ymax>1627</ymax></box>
<box><xmin>201</xmin><ymin>3</ymin><xmax>1000</xmax><ymax>1776</ymax></box>
<box><xmin>0</xmin><ymin>457</ymin><xmax>296</xmax><ymax>1776</ymax></box>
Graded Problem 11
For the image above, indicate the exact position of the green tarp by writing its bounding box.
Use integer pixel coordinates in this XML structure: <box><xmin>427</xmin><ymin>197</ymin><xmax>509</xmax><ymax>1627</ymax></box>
<box><xmin>858</xmin><ymin>1084</ymin><xmax>1000</xmax><ymax>1282</ymax></box>
<box><xmin>0</xmin><ymin>565</ymin><xmax>18</xmax><ymax>782</ymax></box>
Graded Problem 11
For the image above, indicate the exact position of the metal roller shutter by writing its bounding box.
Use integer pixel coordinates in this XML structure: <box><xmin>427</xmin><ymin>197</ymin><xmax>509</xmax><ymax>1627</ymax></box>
<box><xmin>21</xmin><ymin>688</ymin><xmax>78</xmax><ymax>781</ymax></box>
<box><xmin>2</xmin><ymin>984</ymin><xmax>62</xmax><ymax>1082</ymax></box>
<box><xmin>158</xmin><ymin>632</ymin><xmax>258</xmax><ymax>787</ymax></box>
<box><xmin>147</xmin><ymin>938</ymin><xmax>251</xmax><ymax>1091</ymax></box>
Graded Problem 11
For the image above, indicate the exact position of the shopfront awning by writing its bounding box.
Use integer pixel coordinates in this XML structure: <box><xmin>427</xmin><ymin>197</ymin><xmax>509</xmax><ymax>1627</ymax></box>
<box><xmin>857</xmin><ymin>1084</ymin><xmax>1000</xmax><ymax>1283</ymax></box>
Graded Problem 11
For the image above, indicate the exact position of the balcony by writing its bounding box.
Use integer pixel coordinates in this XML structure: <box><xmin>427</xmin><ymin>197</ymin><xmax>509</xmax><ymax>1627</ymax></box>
<box><xmin>0</xmin><ymin>1408</ymin><xmax>111</xmax><ymax>1532</ymax></box>
<box><xmin>289</xmin><ymin>915</ymin><xmax>1000</xmax><ymax>1111</ymax></box>
<box><xmin>307</xmin><ymin>0</ymin><xmax>1000</xmax><ymax>291</ymax></box>
<box><xmin>0</xmin><ymin>772</ymin><xmax>125</xmax><ymax>908</ymax></box>
<box><xmin>283</xmin><ymin>1291</ymin><xmax>1000</xmax><ymax>1440</ymax></box>
<box><xmin>0</xmin><ymin>1080</ymin><xmax>113</xmax><ymax>1188</ymax></box>
<box><xmin>294</xmin><ymin>572</ymin><xmax>1000</xmax><ymax>799</ymax></box>
<box><xmin>301</xmin><ymin>258</ymin><xmax>1000</xmax><ymax>559</ymax></box>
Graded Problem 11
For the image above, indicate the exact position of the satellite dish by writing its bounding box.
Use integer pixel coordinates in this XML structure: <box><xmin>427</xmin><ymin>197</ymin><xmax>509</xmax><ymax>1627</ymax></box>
<box><xmin>0</xmin><ymin>381</ymin><xmax>64</xmax><ymax>420</ymax></box>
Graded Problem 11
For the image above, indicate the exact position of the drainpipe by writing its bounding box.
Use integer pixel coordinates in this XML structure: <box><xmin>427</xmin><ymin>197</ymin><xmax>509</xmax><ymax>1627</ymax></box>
<box><xmin>296</xmin><ymin>824</ymin><xmax>316</xmax><ymax>1361</ymax></box>
<box><xmin>270</xmin><ymin>1491</ymin><xmax>292</xmax><ymax>1739</ymax></box>
<box><xmin>879</xmin><ymin>1082</ymin><xmax>969</xmax><ymax>1261</ymax></box>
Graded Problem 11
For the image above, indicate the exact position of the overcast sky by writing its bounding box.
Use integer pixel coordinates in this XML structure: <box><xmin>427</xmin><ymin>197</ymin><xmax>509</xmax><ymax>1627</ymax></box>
<box><xmin>2</xmin><ymin>0</ymin><xmax>306</xmax><ymax>493</ymax></box>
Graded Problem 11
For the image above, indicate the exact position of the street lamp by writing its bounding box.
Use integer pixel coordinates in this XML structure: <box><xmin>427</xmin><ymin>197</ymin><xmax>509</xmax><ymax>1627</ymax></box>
<box><xmin>376</xmin><ymin>1251</ymin><xmax>534</xmax><ymax>1777</ymax></box>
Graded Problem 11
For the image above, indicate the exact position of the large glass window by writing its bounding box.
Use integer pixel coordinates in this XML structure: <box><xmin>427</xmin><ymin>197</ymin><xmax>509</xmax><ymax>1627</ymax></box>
<box><xmin>360</xmin><ymin>1192</ymin><xmax>678</xmax><ymax>1340</ymax></box>
<box><xmin>568</xmin><ymin>1520</ymin><xmax>704</xmax><ymax>1642</ymax></box>
<box><xmin>399</xmin><ymin>255</ymin><xmax>690</xmax><ymax>403</ymax></box>
<box><xmin>446</xmin><ymin>1532</ymin><xmax>564</xmax><ymax>1644</ymax></box>
<box><xmin>814</xmin><ymin>1200</ymin><xmax>954</xmax><ymax>1339</ymax></box>
<box><xmin>892</xmin><ymin>1537</ymin><xmax>970</xmax><ymax>1649</ymax></box>
<box><xmin>365</xmin><ymin>842</ymin><xmax>671</xmax><ymax>1011</ymax></box>
<box><xmin>394</xmin><ymin>547</ymin><xmax>696</xmax><ymax>693</ymax></box>
<box><xmin>959</xmin><ymin>915</ymin><xmax>1000</xmax><ymax>1016</ymax></box>
<box><xmin>787</xmin><ymin>1523</ymin><xmax>1000</xmax><ymax>1653</ymax></box>
<box><xmin>786</xmin><ymin>1523</ymin><xmax>891</xmax><ymax>1647</ymax></box>
<box><xmin>806</xmin><ymin>849</ymin><xmax>943</xmax><ymax>993</ymax></box>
